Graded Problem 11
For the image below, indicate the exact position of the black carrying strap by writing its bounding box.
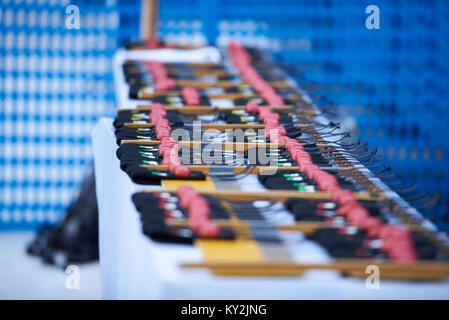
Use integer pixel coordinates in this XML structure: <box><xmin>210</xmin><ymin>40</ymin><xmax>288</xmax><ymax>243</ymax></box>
<box><xmin>125</xmin><ymin>165</ymin><xmax>206</xmax><ymax>185</ymax></box>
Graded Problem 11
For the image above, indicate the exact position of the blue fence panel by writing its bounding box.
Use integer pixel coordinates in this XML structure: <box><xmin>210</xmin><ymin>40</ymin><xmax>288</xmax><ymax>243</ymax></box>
<box><xmin>0</xmin><ymin>0</ymin><xmax>119</xmax><ymax>229</ymax></box>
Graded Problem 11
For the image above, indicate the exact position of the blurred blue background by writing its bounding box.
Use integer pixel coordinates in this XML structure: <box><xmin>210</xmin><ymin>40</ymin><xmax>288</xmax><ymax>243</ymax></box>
<box><xmin>1</xmin><ymin>0</ymin><xmax>448</xmax><ymax>231</ymax></box>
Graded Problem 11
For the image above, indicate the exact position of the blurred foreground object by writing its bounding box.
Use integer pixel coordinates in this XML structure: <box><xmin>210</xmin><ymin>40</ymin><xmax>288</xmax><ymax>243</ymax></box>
<box><xmin>27</xmin><ymin>170</ymin><xmax>98</xmax><ymax>269</ymax></box>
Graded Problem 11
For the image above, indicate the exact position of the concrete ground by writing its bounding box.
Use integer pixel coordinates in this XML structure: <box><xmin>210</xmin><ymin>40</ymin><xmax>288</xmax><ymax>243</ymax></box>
<box><xmin>0</xmin><ymin>231</ymin><xmax>101</xmax><ymax>300</ymax></box>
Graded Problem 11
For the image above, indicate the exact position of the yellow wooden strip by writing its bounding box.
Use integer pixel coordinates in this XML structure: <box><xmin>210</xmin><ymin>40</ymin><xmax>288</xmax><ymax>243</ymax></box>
<box><xmin>196</xmin><ymin>239</ymin><xmax>265</xmax><ymax>263</ymax></box>
<box><xmin>181</xmin><ymin>260</ymin><xmax>449</xmax><ymax>279</ymax></box>
<box><xmin>161</xmin><ymin>176</ymin><xmax>216</xmax><ymax>191</ymax></box>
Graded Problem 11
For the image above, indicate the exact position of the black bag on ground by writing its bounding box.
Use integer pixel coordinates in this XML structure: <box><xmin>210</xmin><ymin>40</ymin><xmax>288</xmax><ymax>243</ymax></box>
<box><xmin>27</xmin><ymin>169</ymin><xmax>99</xmax><ymax>268</ymax></box>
